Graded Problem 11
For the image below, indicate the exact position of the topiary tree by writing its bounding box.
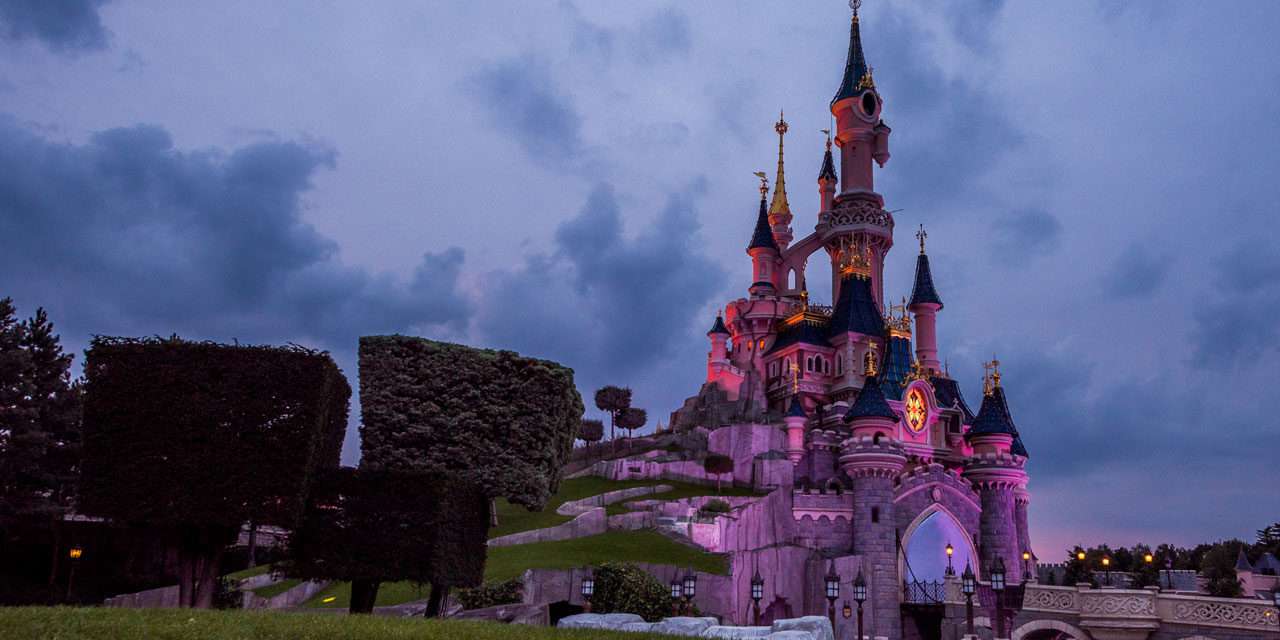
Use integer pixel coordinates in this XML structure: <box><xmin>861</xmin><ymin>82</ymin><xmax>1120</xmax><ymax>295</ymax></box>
<box><xmin>282</xmin><ymin>467</ymin><xmax>489</xmax><ymax>614</ymax></box>
<box><xmin>594</xmin><ymin>386</ymin><xmax>631</xmax><ymax>448</ymax></box>
<box><xmin>592</xmin><ymin>562</ymin><xmax>674</xmax><ymax>622</ymax></box>
<box><xmin>579</xmin><ymin>419</ymin><xmax>604</xmax><ymax>460</ymax></box>
<box><xmin>616</xmin><ymin>407</ymin><xmax>647</xmax><ymax>440</ymax></box>
<box><xmin>358</xmin><ymin>336</ymin><xmax>583</xmax><ymax>615</ymax></box>
<box><xmin>703</xmin><ymin>454</ymin><xmax>734</xmax><ymax>493</ymax></box>
<box><xmin>79</xmin><ymin>337</ymin><xmax>350</xmax><ymax>608</ymax></box>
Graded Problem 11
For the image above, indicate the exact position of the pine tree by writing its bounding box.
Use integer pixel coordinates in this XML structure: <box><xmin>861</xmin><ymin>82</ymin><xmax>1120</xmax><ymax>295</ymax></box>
<box><xmin>20</xmin><ymin>307</ymin><xmax>81</xmax><ymax>519</ymax></box>
<box><xmin>0</xmin><ymin>297</ymin><xmax>37</xmax><ymax>525</ymax></box>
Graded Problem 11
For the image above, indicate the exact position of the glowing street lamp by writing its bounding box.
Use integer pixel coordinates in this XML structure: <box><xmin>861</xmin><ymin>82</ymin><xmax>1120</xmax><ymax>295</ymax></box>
<box><xmin>991</xmin><ymin>557</ymin><xmax>1007</xmax><ymax>640</ymax></box>
<box><xmin>1102</xmin><ymin>556</ymin><xmax>1112</xmax><ymax>587</ymax></box>
<box><xmin>853</xmin><ymin>568</ymin><xmax>868</xmax><ymax>640</ymax></box>
<box><xmin>946</xmin><ymin>542</ymin><xmax>955</xmax><ymax>576</ymax></box>
<box><xmin>66</xmin><ymin>545</ymin><xmax>84</xmax><ymax>601</ymax></box>
<box><xmin>1022</xmin><ymin>551</ymin><xmax>1032</xmax><ymax>584</ymax></box>
<box><xmin>961</xmin><ymin>562</ymin><xmax>976</xmax><ymax>638</ymax></box>
<box><xmin>1077</xmin><ymin>550</ymin><xmax>1086</xmax><ymax>562</ymax></box>
<box><xmin>825</xmin><ymin>560</ymin><xmax>841</xmax><ymax>631</ymax></box>
<box><xmin>751</xmin><ymin>569</ymin><xmax>764</xmax><ymax>625</ymax></box>
<box><xmin>682</xmin><ymin>567</ymin><xmax>697</xmax><ymax>615</ymax></box>
<box><xmin>580</xmin><ymin>569</ymin><xmax>595</xmax><ymax>613</ymax></box>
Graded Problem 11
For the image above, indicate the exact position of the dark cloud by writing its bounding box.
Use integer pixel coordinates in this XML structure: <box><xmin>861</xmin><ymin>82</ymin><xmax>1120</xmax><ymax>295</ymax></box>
<box><xmin>0</xmin><ymin>0</ymin><xmax>109</xmax><ymax>53</ymax></box>
<box><xmin>465</xmin><ymin>56</ymin><xmax>585</xmax><ymax>170</ymax></box>
<box><xmin>990</xmin><ymin>208</ymin><xmax>1061</xmax><ymax>263</ymax></box>
<box><xmin>562</xmin><ymin>2</ymin><xmax>691</xmax><ymax>65</ymax></box>
<box><xmin>0</xmin><ymin>116</ymin><xmax>471</xmax><ymax>354</ymax></box>
<box><xmin>1191</xmin><ymin>242</ymin><xmax>1280</xmax><ymax>369</ymax></box>
<box><xmin>1102</xmin><ymin>243</ymin><xmax>1169</xmax><ymax>298</ymax></box>
<box><xmin>476</xmin><ymin>180</ymin><xmax>727</xmax><ymax>390</ymax></box>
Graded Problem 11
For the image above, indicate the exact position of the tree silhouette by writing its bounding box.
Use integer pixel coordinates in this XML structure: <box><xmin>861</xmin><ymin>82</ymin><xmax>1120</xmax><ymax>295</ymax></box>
<box><xmin>579</xmin><ymin>419</ymin><xmax>604</xmax><ymax>459</ymax></box>
<box><xmin>616</xmin><ymin>407</ymin><xmax>647</xmax><ymax>439</ymax></box>
<box><xmin>594</xmin><ymin>386</ymin><xmax>631</xmax><ymax>450</ymax></box>
<box><xmin>703</xmin><ymin>454</ymin><xmax>734</xmax><ymax>493</ymax></box>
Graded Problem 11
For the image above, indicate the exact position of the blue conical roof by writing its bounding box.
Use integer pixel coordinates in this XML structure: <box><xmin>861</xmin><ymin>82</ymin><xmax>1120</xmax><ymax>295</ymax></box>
<box><xmin>787</xmin><ymin>395</ymin><xmax>807</xmax><ymax>418</ymax></box>
<box><xmin>967</xmin><ymin>386</ymin><xmax>1018</xmax><ymax>438</ymax></box>
<box><xmin>844</xmin><ymin>375</ymin><xmax>899</xmax><ymax>422</ymax></box>
<box><xmin>818</xmin><ymin>145</ymin><xmax>837</xmax><ymax>183</ymax></box>
<box><xmin>879</xmin><ymin>335</ymin><xmax>913</xmax><ymax>401</ymax></box>
<box><xmin>830</xmin><ymin>273</ymin><xmax>885</xmax><ymax>336</ymax></box>
<box><xmin>832</xmin><ymin>14</ymin><xmax>870</xmax><ymax>106</ymax></box>
<box><xmin>909</xmin><ymin>253</ymin><xmax>943</xmax><ymax>308</ymax></box>
<box><xmin>708</xmin><ymin>315</ymin><xmax>730</xmax><ymax>336</ymax></box>
<box><xmin>748</xmin><ymin>194</ymin><xmax>779</xmax><ymax>252</ymax></box>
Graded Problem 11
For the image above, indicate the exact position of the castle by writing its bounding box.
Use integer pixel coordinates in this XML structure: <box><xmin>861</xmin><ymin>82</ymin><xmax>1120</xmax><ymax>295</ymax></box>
<box><xmin>656</xmin><ymin>4</ymin><xmax>1034</xmax><ymax>637</ymax></box>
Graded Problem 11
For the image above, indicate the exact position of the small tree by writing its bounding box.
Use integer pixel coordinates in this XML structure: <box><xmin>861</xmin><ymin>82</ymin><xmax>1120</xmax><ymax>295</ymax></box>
<box><xmin>616</xmin><ymin>407</ymin><xmax>647</xmax><ymax>440</ymax></box>
<box><xmin>703</xmin><ymin>454</ymin><xmax>734</xmax><ymax>493</ymax></box>
<box><xmin>592</xmin><ymin>562</ymin><xmax>675</xmax><ymax>622</ymax></box>
<box><xmin>1128</xmin><ymin>544</ymin><xmax>1160</xmax><ymax>589</ymax></box>
<box><xmin>1201</xmin><ymin>541</ymin><xmax>1246</xmax><ymax>598</ymax></box>
<box><xmin>1062</xmin><ymin>546</ymin><xmax>1095</xmax><ymax>587</ymax></box>
<box><xmin>594</xmin><ymin>386</ymin><xmax>632</xmax><ymax>447</ymax></box>
<box><xmin>579</xmin><ymin>419</ymin><xmax>604</xmax><ymax>458</ymax></box>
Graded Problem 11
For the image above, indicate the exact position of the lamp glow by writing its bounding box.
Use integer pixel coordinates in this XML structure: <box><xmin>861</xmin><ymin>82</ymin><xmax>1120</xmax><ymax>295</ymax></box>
<box><xmin>68</xmin><ymin>546</ymin><xmax>83</xmax><ymax>560</ymax></box>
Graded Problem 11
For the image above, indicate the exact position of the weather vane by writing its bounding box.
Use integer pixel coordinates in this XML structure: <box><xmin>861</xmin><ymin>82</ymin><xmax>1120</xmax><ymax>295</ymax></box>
<box><xmin>753</xmin><ymin>171</ymin><xmax>768</xmax><ymax>196</ymax></box>
<box><xmin>917</xmin><ymin>224</ymin><xmax>927</xmax><ymax>254</ymax></box>
<box><xmin>850</xmin><ymin>0</ymin><xmax>862</xmax><ymax>16</ymax></box>
<box><xmin>820</xmin><ymin>128</ymin><xmax>832</xmax><ymax>150</ymax></box>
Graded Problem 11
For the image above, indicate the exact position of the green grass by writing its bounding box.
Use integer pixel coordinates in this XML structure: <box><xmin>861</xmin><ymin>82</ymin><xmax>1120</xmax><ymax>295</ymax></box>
<box><xmin>304</xmin><ymin>529</ymin><xmax>729</xmax><ymax>609</ymax></box>
<box><xmin>491</xmin><ymin>476</ymin><xmax>764</xmax><ymax>538</ymax></box>
<box><xmin>0</xmin><ymin>607</ymin><xmax>674</xmax><ymax>640</ymax></box>
<box><xmin>223</xmin><ymin>564</ymin><xmax>272</xmax><ymax>581</ymax></box>
<box><xmin>250</xmin><ymin>578</ymin><xmax>301</xmax><ymax>599</ymax></box>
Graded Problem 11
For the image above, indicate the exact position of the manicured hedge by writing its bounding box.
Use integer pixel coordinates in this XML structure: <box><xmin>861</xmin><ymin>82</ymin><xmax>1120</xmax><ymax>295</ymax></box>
<box><xmin>358</xmin><ymin>336</ymin><xmax>583</xmax><ymax>510</ymax></box>
<box><xmin>79</xmin><ymin>337</ymin><xmax>350</xmax><ymax>607</ymax></box>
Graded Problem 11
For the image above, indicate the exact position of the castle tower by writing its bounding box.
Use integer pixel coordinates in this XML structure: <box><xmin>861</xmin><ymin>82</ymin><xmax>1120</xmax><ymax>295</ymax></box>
<box><xmin>841</xmin><ymin>381</ymin><xmax>905</xmax><ymax>640</ymax></box>
<box><xmin>818</xmin><ymin>131</ymin><xmax>837</xmax><ymax>213</ymax></box>
<box><xmin>963</xmin><ymin>362</ymin><xmax>1029</xmax><ymax>583</ymax></box>
<box><xmin>768</xmin><ymin>113</ymin><xmax>795</xmax><ymax>249</ymax></box>
<box><xmin>784</xmin><ymin>395</ymin><xmax>807</xmax><ymax>465</ymax></box>
<box><xmin>823</xmin><ymin>1</ymin><xmax>894</xmax><ymax>307</ymax></box>
<box><xmin>909</xmin><ymin>225</ymin><xmax>944</xmax><ymax>373</ymax></box>
<box><xmin>747</xmin><ymin>176</ymin><xmax>781</xmax><ymax>297</ymax></box>
<box><xmin>706</xmin><ymin>313</ymin><xmax>731</xmax><ymax>379</ymax></box>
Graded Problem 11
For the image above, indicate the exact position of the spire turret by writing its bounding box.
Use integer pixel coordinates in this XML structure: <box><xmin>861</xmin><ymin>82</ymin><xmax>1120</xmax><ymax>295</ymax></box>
<box><xmin>818</xmin><ymin>130</ymin><xmax>837</xmax><ymax>212</ymax></box>
<box><xmin>768</xmin><ymin>112</ymin><xmax>793</xmax><ymax>247</ymax></box>
<box><xmin>832</xmin><ymin>1</ymin><xmax>872</xmax><ymax>107</ymax></box>
<box><xmin>747</xmin><ymin>174</ymin><xmax>779</xmax><ymax>295</ymax></box>
<box><xmin>747</xmin><ymin>181</ymin><xmax>779</xmax><ymax>253</ymax></box>
<box><xmin>909</xmin><ymin>226</ymin><xmax>943</xmax><ymax>308</ymax></box>
<box><xmin>844</xmin><ymin>375</ymin><xmax>899</xmax><ymax>423</ymax></box>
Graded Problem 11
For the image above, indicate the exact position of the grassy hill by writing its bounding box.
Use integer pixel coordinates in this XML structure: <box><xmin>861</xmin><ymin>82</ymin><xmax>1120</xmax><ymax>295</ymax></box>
<box><xmin>0</xmin><ymin>607</ymin><xmax>672</xmax><ymax>640</ymax></box>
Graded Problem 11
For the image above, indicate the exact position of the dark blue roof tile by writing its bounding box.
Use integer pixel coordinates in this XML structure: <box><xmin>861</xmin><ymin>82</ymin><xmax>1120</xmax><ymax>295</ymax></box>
<box><xmin>909</xmin><ymin>253</ymin><xmax>943</xmax><ymax>308</ymax></box>
<box><xmin>844</xmin><ymin>375</ymin><xmax>899</xmax><ymax>422</ymax></box>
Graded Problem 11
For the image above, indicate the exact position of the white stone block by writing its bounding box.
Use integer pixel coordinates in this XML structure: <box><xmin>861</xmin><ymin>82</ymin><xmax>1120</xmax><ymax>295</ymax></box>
<box><xmin>701</xmin><ymin>625</ymin><xmax>773</xmax><ymax>638</ymax></box>
<box><xmin>771</xmin><ymin>615</ymin><xmax>834</xmax><ymax>640</ymax></box>
<box><xmin>557</xmin><ymin>612</ymin><xmax>645</xmax><ymax>629</ymax></box>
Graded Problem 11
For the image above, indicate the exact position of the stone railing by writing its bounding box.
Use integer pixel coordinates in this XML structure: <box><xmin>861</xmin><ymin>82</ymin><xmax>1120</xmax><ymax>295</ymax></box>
<box><xmin>959</xmin><ymin>581</ymin><xmax>1280</xmax><ymax>636</ymax></box>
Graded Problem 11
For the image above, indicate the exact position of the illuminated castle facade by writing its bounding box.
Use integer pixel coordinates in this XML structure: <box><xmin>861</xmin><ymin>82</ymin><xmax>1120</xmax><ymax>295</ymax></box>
<box><xmin>669</xmin><ymin>5</ymin><xmax>1035</xmax><ymax>637</ymax></box>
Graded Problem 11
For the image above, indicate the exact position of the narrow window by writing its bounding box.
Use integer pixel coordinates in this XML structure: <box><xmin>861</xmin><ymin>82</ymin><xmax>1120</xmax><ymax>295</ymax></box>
<box><xmin>871</xmin><ymin>507</ymin><xmax>880</xmax><ymax>523</ymax></box>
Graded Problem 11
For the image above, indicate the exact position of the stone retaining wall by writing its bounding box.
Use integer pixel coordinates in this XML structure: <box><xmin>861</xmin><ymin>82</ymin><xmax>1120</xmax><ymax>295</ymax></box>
<box><xmin>242</xmin><ymin>579</ymin><xmax>330</xmax><ymax>610</ymax></box>
<box><xmin>558</xmin><ymin>613</ymin><xmax>835</xmax><ymax>640</ymax></box>
<box><xmin>488</xmin><ymin>507</ymin><xmax>608</xmax><ymax>547</ymax></box>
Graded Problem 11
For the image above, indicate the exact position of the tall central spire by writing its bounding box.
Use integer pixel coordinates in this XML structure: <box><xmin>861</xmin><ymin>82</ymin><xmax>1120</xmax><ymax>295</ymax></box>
<box><xmin>767</xmin><ymin>111</ymin><xmax>793</xmax><ymax>248</ymax></box>
<box><xmin>832</xmin><ymin>1</ymin><xmax>871</xmax><ymax>105</ymax></box>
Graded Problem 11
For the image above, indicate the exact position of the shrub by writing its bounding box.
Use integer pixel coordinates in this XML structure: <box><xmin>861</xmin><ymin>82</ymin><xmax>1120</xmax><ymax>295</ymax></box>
<box><xmin>700</xmin><ymin>499</ymin><xmax>731</xmax><ymax>518</ymax></box>
<box><xmin>79</xmin><ymin>337</ymin><xmax>350</xmax><ymax>608</ymax></box>
<box><xmin>591</xmin><ymin>563</ymin><xmax>672</xmax><ymax>622</ymax></box>
<box><xmin>456</xmin><ymin>579</ymin><xmax>524</xmax><ymax>610</ymax></box>
<box><xmin>358</xmin><ymin>336</ymin><xmax>583</xmax><ymax>510</ymax></box>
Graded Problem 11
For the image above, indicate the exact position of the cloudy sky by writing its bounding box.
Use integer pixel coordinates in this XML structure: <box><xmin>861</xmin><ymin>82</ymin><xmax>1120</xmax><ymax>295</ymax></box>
<box><xmin>2</xmin><ymin>0</ymin><xmax>1278</xmax><ymax>557</ymax></box>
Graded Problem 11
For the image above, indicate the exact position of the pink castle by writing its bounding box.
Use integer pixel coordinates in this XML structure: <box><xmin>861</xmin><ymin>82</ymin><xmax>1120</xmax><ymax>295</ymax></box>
<box><xmin>656</xmin><ymin>5</ymin><xmax>1033</xmax><ymax>637</ymax></box>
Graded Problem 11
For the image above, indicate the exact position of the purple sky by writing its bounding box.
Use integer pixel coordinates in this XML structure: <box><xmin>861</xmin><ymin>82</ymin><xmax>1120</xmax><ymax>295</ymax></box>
<box><xmin>1</xmin><ymin>1</ymin><xmax>1278</xmax><ymax>560</ymax></box>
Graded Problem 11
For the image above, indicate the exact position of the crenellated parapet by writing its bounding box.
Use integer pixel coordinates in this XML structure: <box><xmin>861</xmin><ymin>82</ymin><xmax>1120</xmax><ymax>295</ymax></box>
<box><xmin>808</xmin><ymin>428</ymin><xmax>843</xmax><ymax>452</ymax></box>
<box><xmin>962</xmin><ymin>451</ymin><xmax>1028</xmax><ymax>490</ymax></box>
<box><xmin>896</xmin><ymin>462</ymin><xmax>976</xmax><ymax>501</ymax></box>
<box><xmin>839</xmin><ymin>434</ymin><xmax>907</xmax><ymax>478</ymax></box>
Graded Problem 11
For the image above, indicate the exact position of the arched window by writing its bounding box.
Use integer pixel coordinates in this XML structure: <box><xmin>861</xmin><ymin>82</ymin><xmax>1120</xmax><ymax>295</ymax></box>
<box><xmin>807</xmin><ymin>357</ymin><xmax>813</xmax><ymax>372</ymax></box>
<box><xmin>836</xmin><ymin>357</ymin><xmax>843</xmax><ymax>376</ymax></box>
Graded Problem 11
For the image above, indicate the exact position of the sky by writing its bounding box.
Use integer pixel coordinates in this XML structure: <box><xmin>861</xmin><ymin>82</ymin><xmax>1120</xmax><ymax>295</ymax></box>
<box><xmin>1</xmin><ymin>0</ymin><xmax>1278</xmax><ymax>560</ymax></box>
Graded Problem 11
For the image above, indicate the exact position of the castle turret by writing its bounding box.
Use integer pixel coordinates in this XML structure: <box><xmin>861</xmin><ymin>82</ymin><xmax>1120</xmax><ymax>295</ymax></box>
<box><xmin>840</xmin><ymin>400</ymin><xmax>905</xmax><ymax>640</ymax></box>
<box><xmin>818</xmin><ymin>131</ymin><xmax>837</xmax><ymax>213</ymax></box>
<box><xmin>784</xmin><ymin>395</ymin><xmax>807</xmax><ymax>465</ymax></box>
<box><xmin>964</xmin><ymin>362</ymin><xmax>1029</xmax><ymax>583</ymax></box>
<box><xmin>707</xmin><ymin>313</ymin><xmax>731</xmax><ymax>377</ymax></box>
<box><xmin>768</xmin><ymin>113</ymin><xmax>794</xmax><ymax>249</ymax></box>
<box><xmin>909</xmin><ymin>225</ymin><xmax>944</xmax><ymax>373</ymax></box>
<box><xmin>747</xmin><ymin>177</ymin><xmax>780</xmax><ymax>297</ymax></box>
<box><xmin>830</xmin><ymin>6</ymin><xmax>890</xmax><ymax>198</ymax></box>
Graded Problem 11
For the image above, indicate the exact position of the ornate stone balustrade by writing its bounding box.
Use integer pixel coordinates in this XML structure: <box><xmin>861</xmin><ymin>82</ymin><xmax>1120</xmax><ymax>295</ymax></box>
<box><xmin>1156</xmin><ymin>592</ymin><xmax>1280</xmax><ymax>633</ymax></box>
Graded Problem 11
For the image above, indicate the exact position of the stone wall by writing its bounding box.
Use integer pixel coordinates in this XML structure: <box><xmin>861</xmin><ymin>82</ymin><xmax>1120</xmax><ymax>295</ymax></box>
<box><xmin>558</xmin><ymin>612</ymin><xmax>836</xmax><ymax>640</ymax></box>
<box><xmin>977</xmin><ymin>485</ymin><xmax>1020</xmax><ymax>582</ymax></box>
<box><xmin>850</xmin><ymin>472</ymin><xmax>900</xmax><ymax>640</ymax></box>
<box><xmin>707</xmin><ymin>424</ymin><xmax>788</xmax><ymax>487</ymax></box>
<box><xmin>488</xmin><ymin>507</ymin><xmax>607</xmax><ymax>547</ymax></box>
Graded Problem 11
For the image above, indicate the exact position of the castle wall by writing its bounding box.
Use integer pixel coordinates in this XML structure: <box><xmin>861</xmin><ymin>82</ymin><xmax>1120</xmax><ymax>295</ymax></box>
<box><xmin>851</xmin><ymin>472</ymin><xmax>902</xmax><ymax>640</ymax></box>
<box><xmin>708</xmin><ymin>423</ymin><xmax>788</xmax><ymax>486</ymax></box>
<box><xmin>979</xmin><ymin>485</ymin><xmax>1022</xmax><ymax>583</ymax></box>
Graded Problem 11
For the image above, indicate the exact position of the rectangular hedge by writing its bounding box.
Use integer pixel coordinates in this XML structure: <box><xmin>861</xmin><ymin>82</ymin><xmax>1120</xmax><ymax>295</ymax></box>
<box><xmin>79</xmin><ymin>337</ymin><xmax>351</xmax><ymax>529</ymax></box>
<box><xmin>358</xmin><ymin>336</ymin><xmax>583</xmax><ymax>510</ymax></box>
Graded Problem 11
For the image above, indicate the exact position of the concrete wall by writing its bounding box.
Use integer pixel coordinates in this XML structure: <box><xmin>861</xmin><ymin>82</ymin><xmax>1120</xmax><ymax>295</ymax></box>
<box><xmin>488</xmin><ymin>508</ymin><xmax>607</xmax><ymax>547</ymax></box>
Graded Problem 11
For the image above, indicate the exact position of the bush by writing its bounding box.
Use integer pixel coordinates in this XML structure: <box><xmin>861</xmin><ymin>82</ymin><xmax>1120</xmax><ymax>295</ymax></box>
<box><xmin>700</xmin><ymin>500</ymin><xmax>730</xmax><ymax>518</ymax></box>
<box><xmin>591</xmin><ymin>563</ymin><xmax>673</xmax><ymax>622</ymax></box>
<box><xmin>456</xmin><ymin>579</ymin><xmax>524</xmax><ymax>610</ymax></box>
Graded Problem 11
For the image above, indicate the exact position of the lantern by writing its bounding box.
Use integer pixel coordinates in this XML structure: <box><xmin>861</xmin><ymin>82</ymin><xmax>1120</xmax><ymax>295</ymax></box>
<box><xmin>670</xmin><ymin>578</ymin><xmax>682</xmax><ymax>600</ymax></box>
<box><xmin>991</xmin><ymin>557</ymin><xmax>1006</xmax><ymax>592</ymax></box>
<box><xmin>852</xmin><ymin>568</ymin><xmax>867</xmax><ymax>603</ymax></box>
<box><xmin>682</xmin><ymin>567</ymin><xmax>697</xmax><ymax>599</ymax></box>
<box><xmin>751</xmin><ymin>570</ymin><xmax>764</xmax><ymax>603</ymax></box>
<box><xmin>961</xmin><ymin>563</ymin><xmax>976</xmax><ymax>596</ymax></box>
<box><xmin>825</xmin><ymin>561</ymin><xmax>841</xmax><ymax>601</ymax></box>
<box><xmin>580</xmin><ymin>572</ymin><xmax>594</xmax><ymax>599</ymax></box>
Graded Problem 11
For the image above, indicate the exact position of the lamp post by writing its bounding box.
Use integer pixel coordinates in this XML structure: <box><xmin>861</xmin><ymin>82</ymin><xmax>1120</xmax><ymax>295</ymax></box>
<box><xmin>961</xmin><ymin>562</ymin><xmax>976</xmax><ymax>639</ymax></box>
<box><xmin>670</xmin><ymin>577</ymin><xmax>682</xmax><ymax>616</ymax></box>
<box><xmin>682</xmin><ymin>567</ymin><xmax>697</xmax><ymax>615</ymax></box>
<box><xmin>1102</xmin><ymin>556</ymin><xmax>1112</xmax><ymax>587</ymax></box>
<box><xmin>751</xmin><ymin>569</ymin><xmax>764</xmax><ymax>625</ymax></box>
<box><xmin>825</xmin><ymin>560</ymin><xmax>841</xmax><ymax>632</ymax></box>
<box><xmin>1164</xmin><ymin>556</ymin><xmax>1174</xmax><ymax>590</ymax></box>
<box><xmin>66</xmin><ymin>546</ymin><xmax>83</xmax><ymax>601</ymax></box>
<box><xmin>991</xmin><ymin>557</ymin><xmax>1007</xmax><ymax>640</ymax></box>
<box><xmin>580</xmin><ymin>568</ymin><xmax>594</xmax><ymax>613</ymax></box>
<box><xmin>1022</xmin><ymin>551</ymin><xmax>1032</xmax><ymax>584</ymax></box>
<box><xmin>946</xmin><ymin>542</ymin><xmax>955</xmax><ymax>576</ymax></box>
<box><xmin>853</xmin><ymin>568</ymin><xmax>867</xmax><ymax>640</ymax></box>
<box><xmin>1143</xmin><ymin>553</ymin><xmax>1154</xmax><ymax>590</ymax></box>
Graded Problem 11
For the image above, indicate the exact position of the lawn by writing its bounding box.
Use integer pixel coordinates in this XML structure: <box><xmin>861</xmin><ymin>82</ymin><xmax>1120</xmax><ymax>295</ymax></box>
<box><xmin>491</xmin><ymin>476</ymin><xmax>764</xmax><ymax>538</ymax></box>
<box><xmin>304</xmin><ymin>529</ymin><xmax>729</xmax><ymax>609</ymax></box>
<box><xmin>0</xmin><ymin>607</ymin><xmax>673</xmax><ymax>640</ymax></box>
<box><xmin>223</xmin><ymin>564</ymin><xmax>272</xmax><ymax>581</ymax></box>
<box><xmin>603</xmin><ymin>483</ymin><xmax>762</xmax><ymax>517</ymax></box>
<box><xmin>250</xmin><ymin>578</ymin><xmax>301</xmax><ymax>599</ymax></box>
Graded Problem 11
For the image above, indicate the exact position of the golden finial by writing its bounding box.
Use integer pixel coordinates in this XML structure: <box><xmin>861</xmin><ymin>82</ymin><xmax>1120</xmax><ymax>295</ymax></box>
<box><xmin>982</xmin><ymin>356</ymin><xmax>1002</xmax><ymax>396</ymax></box>
<box><xmin>903</xmin><ymin>359</ymin><xmax>929</xmax><ymax>386</ymax></box>
<box><xmin>821</xmin><ymin>128</ymin><xmax>832</xmax><ymax>151</ymax></box>
<box><xmin>916</xmin><ymin>224</ymin><xmax>927</xmax><ymax>255</ymax></box>
<box><xmin>775</xmin><ymin>110</ymin><xmax>788</xmax><ymax>136</ymax></box>
<box><xmin>850</xmin><ymin>0</ymin><xmax>861</xmax><ymax>21</ymax></box>
<box><xmin>838</xmin><ymin>238</ymin><xmax>873</xmax><ymax>279</ymax></box>
<box><xmin>886</xmin><ymin>296</ymin><xmax>911</xmax><ymax>337</ymax></box>
<box><xmin>753</xmin><ymin>171</ymin><xmax>768</xmax><ymax>196</ymax></box>
<box><xmin>857</xmin><ymin>65</ymin><xmax>876</xmax><ymax>91</ymax></box>
<box><xmin>864</xmin><ymin>349</ymin><xmax>879</xmax><ymax>377</ymax></box>
<box><xmin>800</xmin><ymin>287</ymin><xmax>809</xmax><ymax>311</ymax></box>
<box><xmin>789</xmin><ymin>360</ymin><xmax>801</xmax><ymax>394</ymax></box>
<box><xmin>770</xmin><ymin>113</ymin><xmax>791</xmax><ymax>218</ymax></box>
